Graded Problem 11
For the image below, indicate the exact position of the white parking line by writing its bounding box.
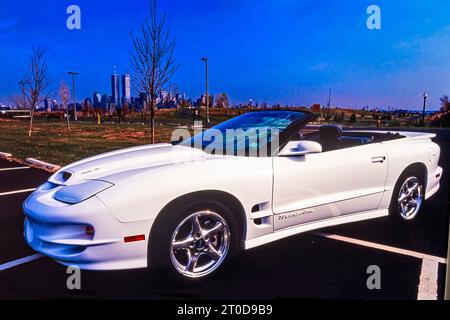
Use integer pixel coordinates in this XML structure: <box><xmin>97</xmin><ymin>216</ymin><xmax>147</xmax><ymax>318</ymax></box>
<box><xmin>316</xmin><ymin>232</ymin><xmax>447</xmax><ymax>263</ymax></box>
<box><xmin>316</xmin><ymin>232</ymin><xmax>447</xmax><ymax>300</ymax></box>
<box><xmin>0</xmin><ymin>254</ymin><xmax>43</xmax><ymax>271</ymax></box>
<box><xmin>417</xmin><ymin>259</ymin><xmax>439</xmax><ymax>300</ymax></box>
<box><xmin>0</xmin><ymin>167</ymin><xmax>29</xmax><ymax>172</ymax></box>
<box><xmin>0</xmin><ymin>188</ymin><xmax>36</xmax><ymax>197</ymax></box>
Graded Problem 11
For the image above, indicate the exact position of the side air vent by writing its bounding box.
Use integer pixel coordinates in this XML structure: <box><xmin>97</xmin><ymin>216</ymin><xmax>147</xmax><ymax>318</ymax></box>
<box><xmin>250</xmin><ymin>202</ymin><xmax>272</xmax><ymax>228</ymax></box>
<box><xmin>253</xmin><ymin>218</ymin><xmax>263</xmax><ymax>225</ymax></box>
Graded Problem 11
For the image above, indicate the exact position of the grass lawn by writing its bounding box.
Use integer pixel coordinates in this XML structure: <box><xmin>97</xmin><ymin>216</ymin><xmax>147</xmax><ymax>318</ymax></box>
<box><xmin>0</xmin><ymin>108</ymin><xmax>236</xmax><ymax>166</ymax></box>
<box><xmin>0</xmin><ymin>119</ymin><xmax>177</xmax><ymax>166</ymax></box>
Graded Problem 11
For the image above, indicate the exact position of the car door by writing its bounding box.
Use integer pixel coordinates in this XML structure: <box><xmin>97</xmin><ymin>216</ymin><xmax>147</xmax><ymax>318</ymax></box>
<box><xmin>272</xmin><ymin>143</ymin><xmax>388</xmax><ymax>231</ymax></box>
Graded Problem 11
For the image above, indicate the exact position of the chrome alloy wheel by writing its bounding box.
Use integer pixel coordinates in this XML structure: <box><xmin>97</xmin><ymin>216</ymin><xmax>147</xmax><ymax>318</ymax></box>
<box><xmin>398</xmin><ymin>176</ymin><xmax>423</xmax><ymax>221</ymax></box>
<box><xmin>170</xmin><ymin>211</ymin><xmax>230</xmax><ymax>278</ymax></box>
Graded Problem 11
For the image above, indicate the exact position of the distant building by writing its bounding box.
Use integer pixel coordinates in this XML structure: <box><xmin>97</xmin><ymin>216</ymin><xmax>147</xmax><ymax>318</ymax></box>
<box><xmin>84</xmin><ymin>98</ymin><xmax>93</xmax><ymax>111</ymax></box>
<box><xmin>194</xmin><ymin>94</ymin><xmax>213</xmax><ymax>108</ymax></box>
<box><xmin>160</xmin><ymin>90</ymin><xmax>169</xmax><ymax>101</ymax></box>
<box><xmin>93</xmin><ymin>92</ymin><xmax>101</xmax><ymax>108</ymax></box>
<box><xmin>68</xmin><ymin>102</ymin><xmax>82</xmax><ymax>112</ymax></box>
<box><xmin>121</xmin><ymin>74</ymin><xmax>131</xmax><ymax>105</ymax></box>
<box><xmin>44</xmin><ymin>98</ymin><xmax>53</xmax><ymax>112</ymax></box>
<box><xmin>139</xmin><ymin>92</ymin><xmax>148</xmax><ymax>110</ymax></box>
<box><xmin>52</xmin><ymin>99</ymin><xmax>58</xmax><ymax>111</ymax></box>
<box><xmin>101</xmin><ymin>94</ymin><xmax>110</xmax><ymax>110</ymax></box>
<box><xmin>111</xmin><ymin>73</ymin><xmax>120</xmax><ymax>106</ymax></box>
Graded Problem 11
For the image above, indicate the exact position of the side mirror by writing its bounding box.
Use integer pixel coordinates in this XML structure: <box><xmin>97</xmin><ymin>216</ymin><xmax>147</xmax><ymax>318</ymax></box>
<box><xmin>279</xmin><ymin>140</ymin><xmax>323</xmax><ymax>157</ymax></box>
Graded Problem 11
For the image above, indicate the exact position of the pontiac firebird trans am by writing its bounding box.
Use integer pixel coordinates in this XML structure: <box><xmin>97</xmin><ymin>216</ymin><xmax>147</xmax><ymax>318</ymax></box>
<box><xmin>23</xmin><ymin>111</ymin><xmax>442</xmax><ymax>280</ymax></box>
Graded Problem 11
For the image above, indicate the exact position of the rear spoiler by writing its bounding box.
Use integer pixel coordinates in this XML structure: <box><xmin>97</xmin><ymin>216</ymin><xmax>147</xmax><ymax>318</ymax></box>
<box><xmin>400</xmin><ymin>132</ymin><xmax>437</xmax><ymax>141</ymax></box>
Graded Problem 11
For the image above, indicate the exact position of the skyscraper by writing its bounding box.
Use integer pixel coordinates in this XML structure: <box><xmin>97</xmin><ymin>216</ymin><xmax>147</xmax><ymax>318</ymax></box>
<box><xmin>44</xmin><ymin>98</ymin><xmax>53</xmax><ymax>112</ymax></box>
<box><xmin>139</xmin><ymin>92</ymin><xmax>148</xmax><ymax>110</ymax></box>
<box><xmin>121</xmin><ymin>74</ymin><xmax>131</xmax><ymax>104</ymax></box>
<box><xmin>111</xmin><ymin>73</ymin><xmax>120</xmax><ymax>106</ymax></box>
<box><xmin>84</xmin><ymin>98</ymin><xmax>93</xmax><ymax>111</ymax></box>
<box><xmin>101</xmin><ymin>94</ymin><xmax>110</xmax><ymax>110</ymax></box>
<box><xmin>93</xmin><ymin>92</ymin><xmax>101</xmax><ymax>108</ymax></box>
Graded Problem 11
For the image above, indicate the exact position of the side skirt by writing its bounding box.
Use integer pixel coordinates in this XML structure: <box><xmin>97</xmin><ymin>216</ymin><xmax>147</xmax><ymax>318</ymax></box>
<box><xmin>243</xmin><ymin>209</ymin><xmax>389</xmax><ymax>250</ymax></box>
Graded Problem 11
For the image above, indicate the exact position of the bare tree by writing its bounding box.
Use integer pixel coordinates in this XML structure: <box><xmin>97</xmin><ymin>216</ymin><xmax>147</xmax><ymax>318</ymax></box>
<box><xmin>130</xmin><ymin>0</ymin><xmax>178</xmax><ymax>143</ymax></box>
<box><xmin>59</xmin><ymin>79</ymin><xmax>71</xmax><ymax>130</ymax></box>
<box><xmin>162</xmin><ymin>83</ymin><xmax>179</xmax><ymax>108</ymax></box>
<box><xmin>215</xmin><ymin>93</ymin><xmax>229</xmax><ymax>108</ymax></box>
<box><xmin>215</xmin><ymin>93</ymin><xmax>230</xmax><ymax>116</ymax></box>
<box><xmin>17</xmin><ymin>81</ymin><xmax>29</xmax><ymax>110</ymax></box>
<box><xmin>21</xmin><ymin>46</ymin><xmax>51</xmax><ymax>136</ymax></box>
<box><xmin>10</xmin><ymin>94</ymin><xmax>27</xmax><ymax>109</ymax></box>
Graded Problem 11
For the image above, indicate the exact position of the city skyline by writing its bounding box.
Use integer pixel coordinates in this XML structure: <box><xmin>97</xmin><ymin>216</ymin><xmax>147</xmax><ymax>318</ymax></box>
<box><xmin>1</xmin><ymin>0</ymin><xmax>449</xmax><ymax>110</ymax></box>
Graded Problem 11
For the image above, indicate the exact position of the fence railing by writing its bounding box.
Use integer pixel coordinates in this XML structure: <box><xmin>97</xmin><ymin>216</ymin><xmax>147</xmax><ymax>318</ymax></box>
<box><xmin>0</xmin><ymin>110</ymin><xmax>31</xmax><ymax>119</ymax></box>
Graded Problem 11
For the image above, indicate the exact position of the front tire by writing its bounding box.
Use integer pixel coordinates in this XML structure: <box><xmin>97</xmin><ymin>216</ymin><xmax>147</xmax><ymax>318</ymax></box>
<box><xmin>389</xmin><ymin>169</ymin><xmax>425</xmax><ymax>223</ymax></box>
<box><xmin>149</xmin><ymin>200</ymin><xmax>239</xmax><ymax>281</ymax></box>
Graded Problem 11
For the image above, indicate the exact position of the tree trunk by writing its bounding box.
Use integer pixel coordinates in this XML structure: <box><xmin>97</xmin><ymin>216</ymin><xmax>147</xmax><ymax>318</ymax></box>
<box><xmin>28</xmin><ymin>109</ymin><xmax>34</xmax><ymax>137</ymax></box>
<box><xmin>66</xmin><ymin>105</ymin><xmax>71</xmax><ymax>130</ymax></box>
<box><xmin>151</xmin><ymin>116</ymin><xmax>155</xmax><ymax>144</ymax></box>
<box><xmin>150</xmin><ymin>98</ymin><xmax>156</xmax><ymax>144</ymax></box>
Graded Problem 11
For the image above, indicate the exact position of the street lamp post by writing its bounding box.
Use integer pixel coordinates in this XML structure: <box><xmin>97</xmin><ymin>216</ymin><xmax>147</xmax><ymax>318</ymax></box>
<box><xmin>68</xmin><ymin>71</ymin><xmax>79</xmax><ymax>121</ymax></box>
<box><xmin>249</xmin><ymin>98</ymin><xmax>253</xmax><ymax>111</ymax></box>
<box><xmin>421</xmin><ymin>92</ymin><xmax>428</xmax><ymax>127</ymax></box>
<box><xmin>201</xmin><ymin>58</ymin><xmax>209</xmax><ymax>124</ymax></box>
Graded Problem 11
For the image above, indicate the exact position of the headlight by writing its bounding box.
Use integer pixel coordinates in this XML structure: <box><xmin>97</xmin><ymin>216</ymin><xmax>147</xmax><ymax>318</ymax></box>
<box><xmin>54</xmin><ymin>180</ymin><xmax>113</xmax><ymax>204</ymax></box>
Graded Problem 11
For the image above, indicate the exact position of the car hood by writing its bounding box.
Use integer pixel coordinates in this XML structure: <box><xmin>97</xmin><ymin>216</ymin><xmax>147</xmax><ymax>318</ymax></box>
<box><xmin>48</xmin><ymin>143</ymin><xmax>206</xmax><ymax>185</ymax></box>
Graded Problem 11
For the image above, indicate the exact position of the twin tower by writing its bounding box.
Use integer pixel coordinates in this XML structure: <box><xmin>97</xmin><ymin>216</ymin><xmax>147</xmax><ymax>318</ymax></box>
<box><xmin>111</xmin><ymin>73</ymin><xmax>131</xmax><ymax>106</ymax></box>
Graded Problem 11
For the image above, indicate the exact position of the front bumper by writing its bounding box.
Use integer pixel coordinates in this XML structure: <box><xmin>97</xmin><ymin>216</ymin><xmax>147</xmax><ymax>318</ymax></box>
<box><xmin>23</xmin><ymin>186</ymin><xmax>153</xmax><ymax>270</ymax></box>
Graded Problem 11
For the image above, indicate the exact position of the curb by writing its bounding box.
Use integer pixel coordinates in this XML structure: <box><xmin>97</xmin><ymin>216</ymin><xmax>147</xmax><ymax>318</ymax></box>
<box><xmin>25</xmin><ymin>158</ymin><xmax>61</xmax><ymax>172</ymax></box>
<box><xmin>0</xmin><ymin>152</ymin><xmax>12</xmax><ymax>158</ymax></box>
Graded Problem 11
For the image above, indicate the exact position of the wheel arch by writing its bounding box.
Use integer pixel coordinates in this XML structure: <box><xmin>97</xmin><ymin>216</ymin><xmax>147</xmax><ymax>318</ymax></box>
<box><xmin>149</xmin><ymin>190</ymin><xmax>247</xmax><ymax>246</ymax></box>
<box><xmin>401</xmin><ymin>162</ymin><xmax>428</xmax><ymax>187</ymax></box>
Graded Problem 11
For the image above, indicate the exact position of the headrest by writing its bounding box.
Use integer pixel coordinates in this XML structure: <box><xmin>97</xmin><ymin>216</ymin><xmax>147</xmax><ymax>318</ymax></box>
<box><xmin>319</xmin><ymin>125</ymin><xmax>342</xmax><ymax>140</ymax></box>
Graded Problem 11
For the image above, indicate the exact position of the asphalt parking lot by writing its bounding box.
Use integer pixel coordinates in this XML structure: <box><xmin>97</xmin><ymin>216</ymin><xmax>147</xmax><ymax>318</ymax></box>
<box><xmin>0</xmin><ymin>130</ymin><xmax>449</xmax><ymax>300</ymax></box>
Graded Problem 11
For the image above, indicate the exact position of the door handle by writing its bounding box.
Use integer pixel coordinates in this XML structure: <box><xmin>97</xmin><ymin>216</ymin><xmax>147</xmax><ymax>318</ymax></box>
<box><xmin>372</xmin><ymin>156</ymin><xmax>386</xmax><ymax>164</ymax></box>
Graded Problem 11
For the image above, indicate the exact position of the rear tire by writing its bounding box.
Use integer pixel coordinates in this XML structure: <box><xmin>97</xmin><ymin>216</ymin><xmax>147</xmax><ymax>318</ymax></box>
<box><xmin>389</xmin><ymin>168</ymin><xmax>425</xmax><ymax>223</ymax></box>
<box><xmin>149</xmin><ymin>200</ymin><xmax>239</xmax><ymax>282</ymax></box>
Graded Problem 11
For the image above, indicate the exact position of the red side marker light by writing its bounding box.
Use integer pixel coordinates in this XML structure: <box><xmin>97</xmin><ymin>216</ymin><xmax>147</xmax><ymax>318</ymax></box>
<box><xmin>124</xmin><ymin>234</ymin><xmax>145</xmax><ymax>243</ymax></box>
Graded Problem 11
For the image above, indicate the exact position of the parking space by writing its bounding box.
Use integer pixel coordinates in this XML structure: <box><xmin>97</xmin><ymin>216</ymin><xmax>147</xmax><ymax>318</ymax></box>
<box><xmin>0</xmin><ymin>164</ymin><xmax>47</xmax><ymax>193</ymax></box>
<box><xmin>0</xmin><ymin>162</ymin><xmax>48</xmax><ymax>265</ymax></box>
<box><xmin>0</xmin><ymin>127</ymin><xmax>448</xmax><ymax>300</ymax></box>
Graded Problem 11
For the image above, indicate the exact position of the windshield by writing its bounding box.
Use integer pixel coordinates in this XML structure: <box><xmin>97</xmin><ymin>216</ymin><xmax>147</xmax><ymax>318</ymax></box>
<box><xmin>181</xmin><ymin>111</ymin><xmax>310</xmax><ymax>156</ymax></box>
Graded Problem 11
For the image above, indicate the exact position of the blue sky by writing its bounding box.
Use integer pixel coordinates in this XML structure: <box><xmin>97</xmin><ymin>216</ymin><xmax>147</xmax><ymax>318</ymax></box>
<box><xmin>0</xmin><ymin>0</ymin><xmax>449</xmax><ymax>110</ymax></box>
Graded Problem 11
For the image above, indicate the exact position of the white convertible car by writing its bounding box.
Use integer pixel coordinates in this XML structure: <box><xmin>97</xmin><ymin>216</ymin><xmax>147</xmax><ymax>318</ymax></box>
<box><xmin>23</xmin><ymin>111</ymin><xmax>442</xmax><ymax>280</ymax></box>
